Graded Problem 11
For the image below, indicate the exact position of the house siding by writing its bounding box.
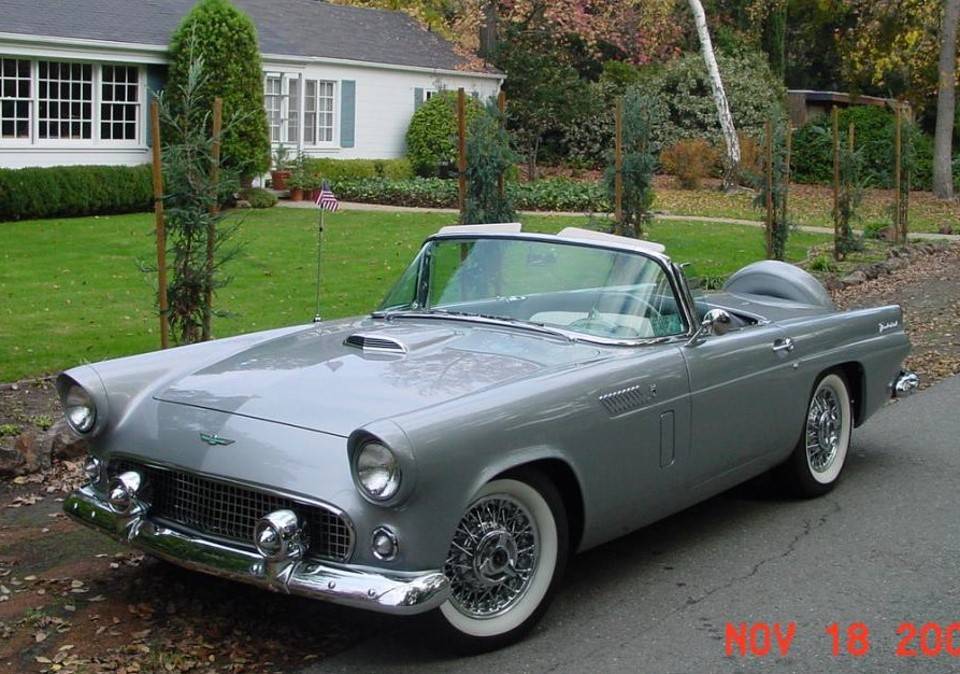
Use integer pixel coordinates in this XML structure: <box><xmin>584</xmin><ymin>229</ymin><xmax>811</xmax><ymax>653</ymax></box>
<box><xmin>0</xmin><ymin>38</ymin><xmax>501</xmax><ymax>170</ymax></box>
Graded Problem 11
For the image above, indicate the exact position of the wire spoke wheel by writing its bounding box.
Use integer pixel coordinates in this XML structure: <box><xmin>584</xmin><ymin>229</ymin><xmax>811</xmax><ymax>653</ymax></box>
<box><xmin>437</xmin><ymin>476</ymin><xmax>564</xmax><ymax>645</ymax></box>
<box><xmin>806</xmin><ymin>385</ymin><xmax>842</xmax><ymax>473</ymax></box>
<box><xmin>444</xmin><ymin>494</ymin><xmax>540</xmax><ymax>619</ymax></box>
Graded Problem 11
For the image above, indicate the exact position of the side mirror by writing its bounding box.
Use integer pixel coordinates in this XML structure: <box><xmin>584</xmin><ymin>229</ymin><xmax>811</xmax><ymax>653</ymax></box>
<box><xmin>686</xmin><ymin>308</ymin><xmax>733</xmax><ymax>346</ymax></box>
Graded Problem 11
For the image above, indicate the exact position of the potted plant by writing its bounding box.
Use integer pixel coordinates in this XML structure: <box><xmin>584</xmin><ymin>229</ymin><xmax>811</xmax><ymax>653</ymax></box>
<box><xmin>287</xmin><ymin>169</ymin><xmax>307</xmax><ymax>201</ymax></box>
<box><xmin>270</xmin><ymin>144</ymin><xmax>292</xmax><ymax>191</ymax></box>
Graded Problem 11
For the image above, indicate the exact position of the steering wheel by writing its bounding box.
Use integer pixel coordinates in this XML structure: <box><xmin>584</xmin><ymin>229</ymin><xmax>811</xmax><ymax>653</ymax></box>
<box><xmin>568</xmin><ymin>316</ymin><xmax>639</xmax><ymax>338</ymax></box>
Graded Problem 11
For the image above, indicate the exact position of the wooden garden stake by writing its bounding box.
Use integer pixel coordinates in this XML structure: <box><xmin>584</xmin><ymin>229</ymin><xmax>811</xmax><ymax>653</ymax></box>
<box><xmin>457</xmin><ymin>88</ymin><xmax>467</xmax><ymax>219</ymax></box>
<box><xmin>832</xmin><ymin>107</ymin><xmax>840</xmax><ymax>260</ymax></box>
<box><xmin>150</xmin><ymin>99</ymin><xmax>169</xmax><ymax>350</ymax></box>
<box><xmin>784</xmin><ymin>124</ymin><xmax>792</xmax><ymax>235</ymax></box>
<box><xmin>893</xmin><ymin>102</ymin><xmax>903</xmax><ymax>243</ymax></box>
<box><xmin>765</xmin><ymin>118</ymin><xmax>774</xmax><ymax>258</ymax></box>
<box><xmin>614</xmin><ymin>97</ymin><xmax>623</xmax><ymax>235</ymax></box>
<box><xmin>497</xmin><ymin>91</ymin><xmax>506</xmax><ymax>200</ymax></box>
<box><xmin>201</xmin><ymin>97</ymin><xmax>222</xmax><ymax>342</ymax></box>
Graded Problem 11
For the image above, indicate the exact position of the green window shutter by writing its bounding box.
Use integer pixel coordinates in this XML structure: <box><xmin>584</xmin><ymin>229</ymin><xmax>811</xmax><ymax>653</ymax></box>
<box><xmin>414</xmin><ymin>87</ymin><xmax>424</xmax><ymax>110</ymax></box>
<box><xmin>340</xmin><ymin>80</ymin><xmax>356</xmax><ymax>148</ymax></box>
<box><xmin>145</xmin><ymin>64</ymin><xmax>166</xmax><ymax>147</ymax></box>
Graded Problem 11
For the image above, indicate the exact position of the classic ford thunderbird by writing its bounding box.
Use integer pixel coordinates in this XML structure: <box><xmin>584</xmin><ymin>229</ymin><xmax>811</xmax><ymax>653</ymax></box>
<box><xmin>61</xmin><ymin>224</ymin><xmax>917</xmax><ymax>651</ymax></box>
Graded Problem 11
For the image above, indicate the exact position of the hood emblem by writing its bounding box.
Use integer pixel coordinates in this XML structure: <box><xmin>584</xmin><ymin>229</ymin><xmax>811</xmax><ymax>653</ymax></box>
<box><xmin>199</xmin><ymin>432</ymin><xmax>235</xmax><ymax>446</ymax></box>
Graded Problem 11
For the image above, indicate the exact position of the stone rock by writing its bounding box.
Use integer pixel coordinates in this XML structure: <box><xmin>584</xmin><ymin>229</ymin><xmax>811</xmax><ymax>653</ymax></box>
<box><xmin>863</xmin><ymin>264</ymin><xmax>880</xmax><ymax>280</ymax></box>
<box><xmin>938</xmin><ymin>224</ymin><xmax>954</xmax><ymax>235</ymax></box>
<box><xmin>824</xmin><ymin>276</ymin><xmax>844</xmax><ymax>292</ymax></box>
<box><xmin>841</xmin><ymin>271</ymin><xmax>867</xmax><ymax>287</ymax></box>
<box><xmin>0</xmin><ymin>440</ymin><xmax>25</xmax><ymax>477</ymax></box>
<box><xmin>45</xmin><ymin>419</ymin><xmax>89</xmax><ymax>461</ymax></box>
<box><xmin>235</xmin><ymin>199</ymin><xmax>252</xmax><ymax>209</ymax></box>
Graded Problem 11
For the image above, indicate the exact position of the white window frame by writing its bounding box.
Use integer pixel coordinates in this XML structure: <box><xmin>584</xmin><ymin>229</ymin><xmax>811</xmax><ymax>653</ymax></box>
<box><xmin>265</xmin><ymin>71</ymin><xmax>338</xmax><ymax>151</ymax></box>
<box><xmin>0</xmin><ymin>56</ymin><xmax>33</xmax><ymax>145</ymax></box>
<box><xmin>99</xmin><ymin>64</ymin><xmax>143</xmax><ymax>145</ymax></box>
<box><xmin>0</xmin><ymin>56</ymin><xmax>145</xmax><ymax>149</ymax></box>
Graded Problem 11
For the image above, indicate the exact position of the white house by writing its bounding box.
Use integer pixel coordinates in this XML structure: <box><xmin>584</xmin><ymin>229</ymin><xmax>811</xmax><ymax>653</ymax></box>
<box><xmin>0</xmin><ymin>0</ymin><xmax>503</xmax><ymax>169</ymax></box>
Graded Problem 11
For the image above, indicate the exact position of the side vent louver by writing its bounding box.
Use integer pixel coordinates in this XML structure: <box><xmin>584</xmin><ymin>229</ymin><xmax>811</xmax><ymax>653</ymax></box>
<box><xmin>598</xmin><ymin>383</ymin><xmax>657</xmax><ymax>416</ymax></box>
<box><xmin>344</xmin><ymin>333</ymin><xmax>407</xmax><ymax>353</ymax></box>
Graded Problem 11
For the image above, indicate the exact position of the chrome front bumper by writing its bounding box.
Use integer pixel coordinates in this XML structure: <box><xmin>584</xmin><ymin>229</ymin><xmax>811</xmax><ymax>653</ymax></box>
<box><xmin>63</xmin><ymin>485</ymin><xmax>449</xmax><ymax>615</ymax></box>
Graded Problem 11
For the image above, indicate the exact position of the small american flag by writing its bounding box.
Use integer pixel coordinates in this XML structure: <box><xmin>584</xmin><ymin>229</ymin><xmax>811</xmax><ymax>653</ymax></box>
<box><xmin>315</xmin><ymin>181</ymin><xmax>339</xmax><ymax>212</ymax></box>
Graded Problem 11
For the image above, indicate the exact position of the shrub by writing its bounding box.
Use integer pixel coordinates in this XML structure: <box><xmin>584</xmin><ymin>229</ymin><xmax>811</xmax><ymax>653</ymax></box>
<box><xmin>791</xmin><ymin>106</ymin><xmax>953</xmax><ymax>191</ymax></box>
<box><xmin>660</xmin><ymin>138</ymin><xmax>719</xmax><ymax>189</ymax></box>
<box><xmin>808</xmin><ymin>254</ymin><xmax>837</xmax><ymax>272</ymax></box>
<box><xmin>330</xmin><ymin>177</ymin><xmax>609</xmax><ymax>212</ymax></box>
<box><xmin>303</xmin><ymin>158</ymin><xmax>413</xmax><ymax>181</ymax></box>
<box><xmin>638</xmin><ymin>49</ymin><xmax>785</xmax><ymax>151</ymax></box>
<box><xmin>0</xmin><ymin>165</ymin><xmax>153</xmax><ymax>221</ymax></box>
<box><xmin>166</xmin><ymin>0</ymin><xmax>270</xmax><ymax>179</ymax></box>
<box><xmin>405</xmin><ymin>91</ymin><xmax>482</xmax><ymax>177</ymax></box>
<box><xmin>240</xmin><ymin>187</ymin><xmax>277</xmax><ymax>208</ymax></box>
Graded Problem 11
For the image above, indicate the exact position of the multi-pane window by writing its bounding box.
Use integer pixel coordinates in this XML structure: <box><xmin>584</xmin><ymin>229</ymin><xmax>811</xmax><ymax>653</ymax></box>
<box><xmin>1</xmin><ymin>57</ymin><xmax>31</xmax><ymax>139</ymax></box>
<box><xmin>38</xmin><ymin>61</ymin><xmax>93</xmax><ymax>140</ymax></box>
<box><xmin>287</xmin><ymin>78</ymin><xmax>300</xmax><ymax>144</ymax></box>
<box><xmin>100</xmin><ymin>65</ymin><xmax>139</xmax><ymax>141</ymax></box>
<box><xmin>304</xmin><ymin>80</ymin><xmax>317</xmax><ymax>144</ymax></box>
<box><xmin>264</xmin><ymin>76</ymin><xmax>283</xmax><ymax>143</ymax></box>
<box><xmin>316</xmin><ymin>80</ymin><xmax>335</xmax><ymax>143</ymax></box>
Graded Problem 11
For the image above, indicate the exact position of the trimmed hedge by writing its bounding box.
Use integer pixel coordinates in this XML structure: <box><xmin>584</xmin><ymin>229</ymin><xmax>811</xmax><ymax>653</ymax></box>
<box><xmin>304</xmin><ymin>158</ymin><xmax>413</xmax><ymax>182</ymax></box>
<box><xmin>0</xmin><ymin>165</ymin><xmax>153</xmax><ymax>222</ymax></box>
<box><xmin>331</xmin><ymin>177</ymin><xmax>609</xmax><ymax>212</ymax></box>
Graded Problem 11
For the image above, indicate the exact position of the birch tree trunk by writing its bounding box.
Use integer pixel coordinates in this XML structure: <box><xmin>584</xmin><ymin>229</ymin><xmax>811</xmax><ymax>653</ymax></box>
<box><xmin>687</xmin><ymin>0</ymin><xmax>741</xmax><ymax>187</ymax></box>
<box><xmin>932</xmin><ymin>0</ymin><xmax>959</xmax><ymax>200</ymax></box>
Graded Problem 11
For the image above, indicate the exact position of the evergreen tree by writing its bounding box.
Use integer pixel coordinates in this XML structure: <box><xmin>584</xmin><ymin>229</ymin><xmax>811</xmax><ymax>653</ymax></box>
<box><xmin>166</xmin><ymin>0</ymin><xmax>270</xmax><ymax>181</ymax></box>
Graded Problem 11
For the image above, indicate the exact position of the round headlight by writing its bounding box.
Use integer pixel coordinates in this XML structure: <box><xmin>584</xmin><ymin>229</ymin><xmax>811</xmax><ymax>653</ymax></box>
<box><xmin>64</xmin><ymin>384</ymin><xmax>96</xmax><ymax>434</ymax></box>
<box><xmin>355</xmin><ymin>442</ymin><xmax>401</xmax><ymax>501</ymax></box>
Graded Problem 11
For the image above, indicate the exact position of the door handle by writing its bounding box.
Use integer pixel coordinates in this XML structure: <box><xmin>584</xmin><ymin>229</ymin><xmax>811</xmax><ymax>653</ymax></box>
<box><xmin>772</xmin><ymin>337</ymin><xmax>795</xmax><ymax>353</ymax></box>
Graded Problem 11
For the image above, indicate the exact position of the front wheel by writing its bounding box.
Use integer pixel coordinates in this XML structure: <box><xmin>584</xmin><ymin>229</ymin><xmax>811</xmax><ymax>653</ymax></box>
<box><xmin>776</xmin><ymin>372</ymin><xmax>853</xmax><ymax>497</ymax></box>
<box><xmin>433</xmin><ymin>472</ymin><xmax>568</xmax><ymax>653</ymax></box>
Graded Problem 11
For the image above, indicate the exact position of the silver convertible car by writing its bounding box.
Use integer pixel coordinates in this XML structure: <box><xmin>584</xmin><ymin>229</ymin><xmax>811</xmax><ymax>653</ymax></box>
<box><xmin>61</xmin><ymin>224</ymin><xmax>917</xmax><ymax>651</ymax></box>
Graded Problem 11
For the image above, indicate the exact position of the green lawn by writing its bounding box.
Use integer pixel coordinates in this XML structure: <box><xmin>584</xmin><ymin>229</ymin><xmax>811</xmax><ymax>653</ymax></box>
<box><xmin>0</xmin><ymin>208</ymin><xmax>827</xmax><ymax>382</ymax></box>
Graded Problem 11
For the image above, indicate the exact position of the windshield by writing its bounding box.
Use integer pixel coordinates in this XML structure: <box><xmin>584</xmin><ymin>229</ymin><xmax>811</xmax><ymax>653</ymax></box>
<box><xmin>379</xmin><ymin>237</ymin><xmax>688</xmax><ymax>340</ymax></box>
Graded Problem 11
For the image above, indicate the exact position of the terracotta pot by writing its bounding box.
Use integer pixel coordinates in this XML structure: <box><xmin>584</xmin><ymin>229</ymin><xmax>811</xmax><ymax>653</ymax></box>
<box><xmin>271</xmin><ymin>170</ymin><xmax>291</xmax><ymax>191</ymax></box>
<box><xmin>289</xmin><ymin>187</ymin><xmax>304</xmax><ymax>202</ymax></box>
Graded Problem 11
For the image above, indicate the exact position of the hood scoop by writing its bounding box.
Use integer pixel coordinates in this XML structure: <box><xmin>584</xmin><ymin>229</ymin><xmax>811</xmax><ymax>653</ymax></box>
<box><xmin>344</xmin><ymin>333</ymin><xmax>407</xmax><ymax>353</ymax></box>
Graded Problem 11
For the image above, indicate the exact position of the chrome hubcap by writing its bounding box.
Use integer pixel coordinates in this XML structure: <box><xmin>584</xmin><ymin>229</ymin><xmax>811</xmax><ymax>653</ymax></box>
<box><xmin>444</xmin><ymin>495</ymin><xmax>538</xmax><ymax>618</ymax></box>
<box><xmin>806</xmin><ymin>386</ymin><xmax>841</xmax><ymax>473</ymax></box>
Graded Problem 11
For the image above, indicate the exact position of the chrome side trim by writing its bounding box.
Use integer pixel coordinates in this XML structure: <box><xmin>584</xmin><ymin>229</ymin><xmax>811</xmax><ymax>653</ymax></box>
<box><xmin>63</xmin><ymin>486</ymin><xmax>449</xmax><ymax>616</ymax></box>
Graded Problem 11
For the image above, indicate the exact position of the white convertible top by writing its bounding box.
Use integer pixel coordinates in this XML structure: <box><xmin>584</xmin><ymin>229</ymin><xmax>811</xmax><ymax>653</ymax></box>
<box><xmin>435</xmin><ymin>223</ymin><xmax>667</xmax><ymax>257</ymax></box>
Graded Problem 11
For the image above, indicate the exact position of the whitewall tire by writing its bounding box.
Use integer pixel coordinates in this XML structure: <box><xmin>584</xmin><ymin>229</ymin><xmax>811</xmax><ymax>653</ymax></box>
<box><xmin>777</xmin><ymin>372</ymin><xmax>852</xmax><ymax>497</ymax></box>
<box><xmin>434</xmin><ymin>472</ymin><xmax>568</xmax><ymax>652</ymax></box>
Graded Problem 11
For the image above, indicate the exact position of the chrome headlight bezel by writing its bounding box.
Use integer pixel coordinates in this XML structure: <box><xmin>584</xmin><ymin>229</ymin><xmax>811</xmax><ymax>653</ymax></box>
<box><xmin>64</xmin><ymin>383</ymin><xmax>97</xmax><ymax>434</ymax></box>
<box><xmin>353</xmin><ymin>441</ymin><xmax>402</xmax><ymax>503</ymax></box>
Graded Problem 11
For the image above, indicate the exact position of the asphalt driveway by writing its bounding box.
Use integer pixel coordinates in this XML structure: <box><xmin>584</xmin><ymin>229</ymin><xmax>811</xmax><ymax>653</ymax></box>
<box><xmin>305</xmin><ymin>375</ymin><xmax>960</xmax><ymax>673</ymax></box>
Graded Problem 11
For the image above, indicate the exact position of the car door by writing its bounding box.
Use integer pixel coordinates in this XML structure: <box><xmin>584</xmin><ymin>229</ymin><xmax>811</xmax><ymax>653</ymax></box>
<box><xmin>680</xmin><ymin>322</ymin><xmax>799</xmax><ymax>489</ymax></box>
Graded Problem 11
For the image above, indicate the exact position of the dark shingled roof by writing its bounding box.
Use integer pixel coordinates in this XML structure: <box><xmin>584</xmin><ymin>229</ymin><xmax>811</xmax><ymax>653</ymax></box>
<box><xmin>0</xmin><ymin>0</ymin><xmax>493</xmax><ymax>73</ymax></box>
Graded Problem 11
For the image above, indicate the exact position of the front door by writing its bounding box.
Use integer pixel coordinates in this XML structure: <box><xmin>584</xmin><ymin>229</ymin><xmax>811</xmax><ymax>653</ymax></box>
<box><xmin>680</xmin><ymin>322</ymin><xmax>798</xmax><ymax>488</ymax></box>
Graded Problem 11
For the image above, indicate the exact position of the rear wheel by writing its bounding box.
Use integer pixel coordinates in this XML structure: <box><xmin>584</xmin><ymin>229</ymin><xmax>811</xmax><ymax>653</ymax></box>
<box><xmin>777</xmin><ymin>372</ymin><xmax>852</xmax><ymax>497</ymax></box>
<box><xmin>433</xmin><ymin>472</ymin><xmax>568</xmax><ymax>653</ymax></box>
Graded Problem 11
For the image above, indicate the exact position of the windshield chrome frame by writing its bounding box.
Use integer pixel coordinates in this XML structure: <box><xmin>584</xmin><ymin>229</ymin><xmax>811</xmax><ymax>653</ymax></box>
<box><xmin>372</xmin><ymin>232</ymin><xmax>700</xmax><ymax>347</ymax></box>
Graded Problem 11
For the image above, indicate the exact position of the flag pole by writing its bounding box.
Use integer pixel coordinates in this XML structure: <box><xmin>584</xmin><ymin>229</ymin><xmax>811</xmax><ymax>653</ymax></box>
<box><xmin>313</xmin><ymin>207</ymin><xmax>324</xmax><ymax>323</ymax></box>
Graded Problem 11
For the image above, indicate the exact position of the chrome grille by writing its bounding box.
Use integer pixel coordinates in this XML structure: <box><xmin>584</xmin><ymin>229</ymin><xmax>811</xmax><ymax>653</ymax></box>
<box><xmin>110</xmin><ymin>460</ymin><xmax>352</xmax><ymax>562</ymax></box>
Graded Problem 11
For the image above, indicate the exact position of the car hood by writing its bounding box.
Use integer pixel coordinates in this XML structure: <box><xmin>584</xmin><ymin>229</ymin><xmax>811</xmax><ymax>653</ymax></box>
<box><xmin>154</xmin><ymin>318</ymin><xmax>605</xmax><ymax>437</ymax></box>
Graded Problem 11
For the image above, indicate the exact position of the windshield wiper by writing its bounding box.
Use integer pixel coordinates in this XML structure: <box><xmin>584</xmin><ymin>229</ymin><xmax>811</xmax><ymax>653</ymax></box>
<box><xmin>372</xmin><ymin>308</ymin><xmax>576</xmax><ymax>342</ymax></box>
